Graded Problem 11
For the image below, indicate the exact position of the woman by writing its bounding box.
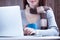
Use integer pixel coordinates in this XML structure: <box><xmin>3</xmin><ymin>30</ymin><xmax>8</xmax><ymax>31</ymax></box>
<box><xmin>21</xmin><ymin>0</ymin><xmax>59</xmax><ymax>36</ymax></box>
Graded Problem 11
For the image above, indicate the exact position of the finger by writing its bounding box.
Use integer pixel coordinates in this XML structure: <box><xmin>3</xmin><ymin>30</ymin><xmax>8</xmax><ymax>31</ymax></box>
<box><xmin>27</xmin><ymin>31</ymin><xmax>31</xmax><ymax>35</ymax></box>
<box><xmin>27</xmin><ymin>28</ymin><xmax>35</xmax><ymax>35</ymax></box>
<box><xmin>37</xmin><ymin>6</ymin><xmax>45</xmax><ymax>14</ymax></box>
<box><xmin>24</xmin><ymin>29</ymin><xmax>28</xmax><ymax>35</ymax></box>
<box><xmin>37</xmin><ymin>6</ymin><xmax>44</xmax><ymax>11</ymax></box>
<box><xmin>40</xmin><ymin>6</ymin><xmax>44</xmax><ymax>11</ymax></box>
<box><xmin>25</xmin><ymin>28</ymin><xmax>32</xmax><ymax>35</ymax></box>
<box><xmin>24</xmin><ymin>28</ymin><xmax>29</xmax><ymax>34</ymax></box>
<box><xmin>26</xmin><ymin>5</ymin><xmax>30</xmax><ymax>9</ymax></box>
<box><xmin>26</xmin><ymin>29</ymin><xmax>31</xmax><ymax>35</ymax></box>
<box><xmin>24</xmin><ymin>31</ymin><xmax>27</xmax><ymax>35</ymax></box>
<box><xmin>28</xmin><ymin>29</ymin><xmax>33</xmax><ymax>35</ymax></box>
<box><xmin>25</xmin><ymin>28</ymin><xmax>34</xmax><ymax>35</ymax></box>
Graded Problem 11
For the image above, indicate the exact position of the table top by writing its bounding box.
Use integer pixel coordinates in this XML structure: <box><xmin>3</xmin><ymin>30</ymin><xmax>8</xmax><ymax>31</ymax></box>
<box><xmin>0</xmin><ymin>36</ymin><xmax>60</xmax><ymax>39</ymax></box>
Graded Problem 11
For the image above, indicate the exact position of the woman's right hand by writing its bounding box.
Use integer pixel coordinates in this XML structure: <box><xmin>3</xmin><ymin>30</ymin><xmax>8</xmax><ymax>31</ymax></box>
<box><xmin>23</xmin><ymin>25</ymin><xmax>36</xmax><ymax>35</ymax></box>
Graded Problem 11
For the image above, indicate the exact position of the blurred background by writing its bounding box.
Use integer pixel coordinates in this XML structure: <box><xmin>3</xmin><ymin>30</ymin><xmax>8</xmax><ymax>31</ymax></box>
<box><xmin>0</xmin><ymin>0</ymin><xmax>60</xmax><ymax>35</ymax></box>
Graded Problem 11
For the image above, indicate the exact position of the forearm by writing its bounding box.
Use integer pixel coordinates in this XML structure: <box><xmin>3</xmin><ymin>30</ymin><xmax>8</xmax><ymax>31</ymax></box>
<box><xmin>35</xmin><ymin>28</ymin><xmax>59</xmax><ymax>37</ymax></box>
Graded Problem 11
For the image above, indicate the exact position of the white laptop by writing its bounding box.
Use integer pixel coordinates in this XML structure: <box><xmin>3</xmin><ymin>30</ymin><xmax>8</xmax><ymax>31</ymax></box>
<box><xmin>0</xmin><ymin>6</ymin><xmax>24</xmax><ymax>36</ymax></box>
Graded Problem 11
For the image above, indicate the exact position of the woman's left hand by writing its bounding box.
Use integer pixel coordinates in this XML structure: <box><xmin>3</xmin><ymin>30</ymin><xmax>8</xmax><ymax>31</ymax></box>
<box><xmin>37</xmin><ymin>6</ymin><xmax>46</xmax><ymax>14</ymax></box>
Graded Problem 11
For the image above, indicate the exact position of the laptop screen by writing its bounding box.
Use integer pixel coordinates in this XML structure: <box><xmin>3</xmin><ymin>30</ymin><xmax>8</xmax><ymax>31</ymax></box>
<box><xmin>0</xmin><ymin>6</ymin><xmax>24</xmax><ymax>36</ymax></box>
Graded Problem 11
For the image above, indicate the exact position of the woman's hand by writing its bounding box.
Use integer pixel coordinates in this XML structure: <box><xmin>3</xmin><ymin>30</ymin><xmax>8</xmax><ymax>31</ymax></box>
<box><xmin>23</xmin><ymin>25</ymin><xmax>35</xmax><ymax>35</ymax></box>
<box><xmin>37</xmin><ymin>6</ymin><xmax>46</xmax><ymax>14</ymax></box>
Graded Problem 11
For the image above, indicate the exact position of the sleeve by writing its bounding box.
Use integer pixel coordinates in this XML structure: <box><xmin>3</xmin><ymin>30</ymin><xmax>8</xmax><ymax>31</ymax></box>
<box><xmin>35</xmin><ymin>7</ymin><xmax>59</xmax><ymax>37</ymax></box>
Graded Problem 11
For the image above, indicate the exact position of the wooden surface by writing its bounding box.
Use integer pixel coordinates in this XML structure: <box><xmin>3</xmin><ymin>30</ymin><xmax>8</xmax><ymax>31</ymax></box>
<box><xmin>0</xmin><ymin>0</ymin><xmax>23</xmax><ymax>9</ymax></box>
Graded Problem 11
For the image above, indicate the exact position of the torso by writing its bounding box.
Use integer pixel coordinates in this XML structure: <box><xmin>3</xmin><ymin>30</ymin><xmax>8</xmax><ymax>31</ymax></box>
<box><xmin>21</xmin><ymin>6</ymin><xmax>50</xmax><ymax>29</ymax></box>
<box><xmin>21</xmin><ymin>10</ymin><xmax>41</xmax><ymax>29</ymax></box>
<box><xmin>25</xmin><ymin>10</ymin><xmax>40</xmax><ymax>23</ymax></box>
